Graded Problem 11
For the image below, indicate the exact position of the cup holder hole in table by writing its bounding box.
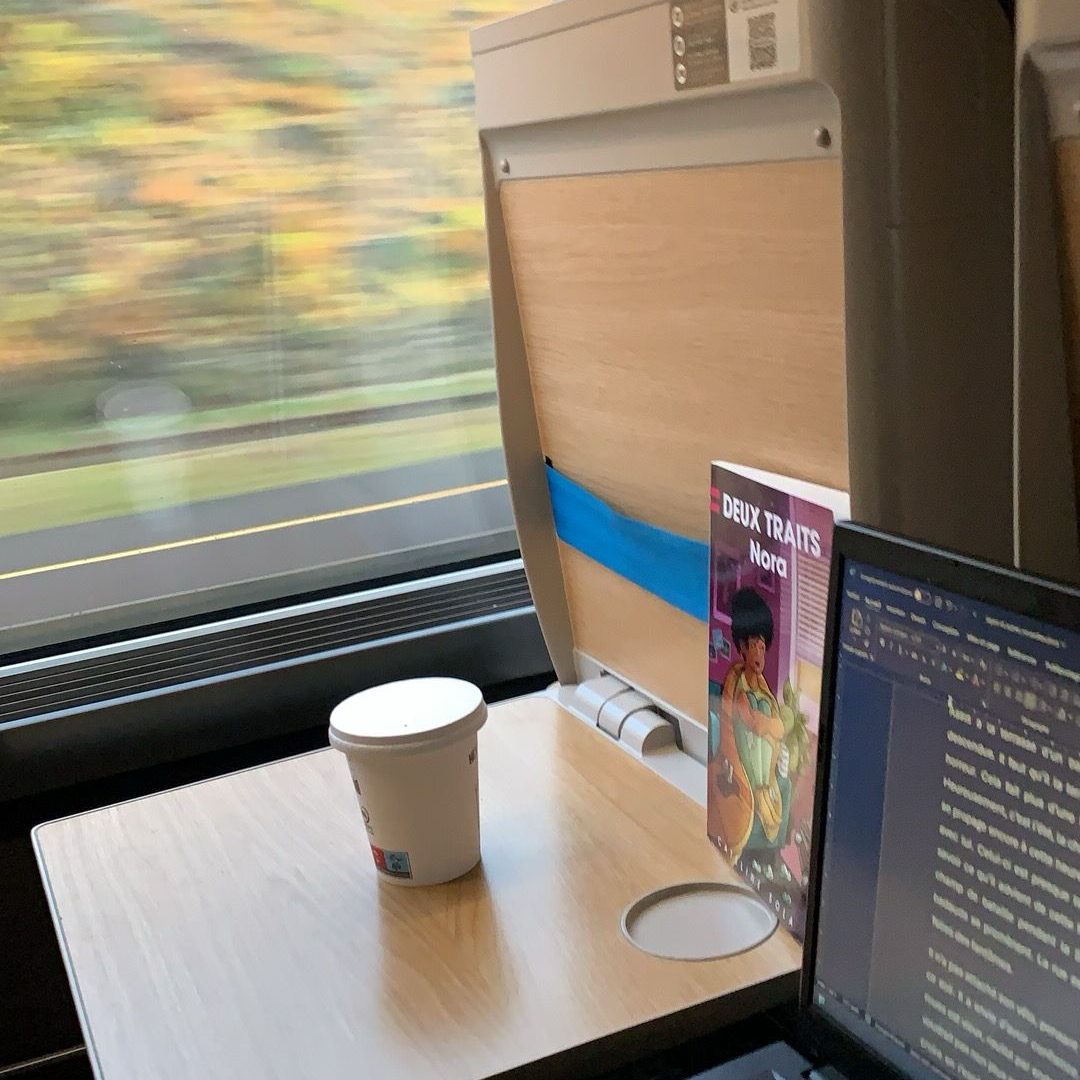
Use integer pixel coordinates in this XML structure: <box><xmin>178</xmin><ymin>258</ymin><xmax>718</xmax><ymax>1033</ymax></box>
<box><xmin>621</xmin><ymin>882</ymin><xmax>778</xmax><ymax>961</ymax></box>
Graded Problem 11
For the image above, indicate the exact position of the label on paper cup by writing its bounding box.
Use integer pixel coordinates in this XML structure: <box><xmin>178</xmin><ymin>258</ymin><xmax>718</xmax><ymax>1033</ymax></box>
<box><xmin>371</xmin><ymin>846</ymin><xmax>413</xmax><ymax>879</ymax></box>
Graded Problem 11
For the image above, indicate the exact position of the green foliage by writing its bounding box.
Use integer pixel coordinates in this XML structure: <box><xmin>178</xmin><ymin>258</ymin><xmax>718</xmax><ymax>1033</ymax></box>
<box><xmin>0</xmin><ymin>407</ymin><xmax>502</xmax><ymax>537</ymax></box>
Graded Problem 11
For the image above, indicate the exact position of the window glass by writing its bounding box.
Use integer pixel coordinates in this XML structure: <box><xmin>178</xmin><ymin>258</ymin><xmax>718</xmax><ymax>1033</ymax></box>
<box><xmin>0</xmin><ymin>0</ymin><xmax>526</xmax><ymax>649</ymax></box>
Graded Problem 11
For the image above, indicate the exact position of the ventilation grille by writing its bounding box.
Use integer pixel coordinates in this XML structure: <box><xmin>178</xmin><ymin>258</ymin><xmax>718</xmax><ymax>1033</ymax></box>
<box><xmin>0</xmin><ymin>566</ymin><xmax>532</xmax><ymax>727</ymax></box>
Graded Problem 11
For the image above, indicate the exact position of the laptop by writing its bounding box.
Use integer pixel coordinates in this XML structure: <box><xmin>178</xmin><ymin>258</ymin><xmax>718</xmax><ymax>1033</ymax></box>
<box><xmin>698</xmin><ymin>522</ymin><xmax>1080</xmax><ymax>1080</ymax></box>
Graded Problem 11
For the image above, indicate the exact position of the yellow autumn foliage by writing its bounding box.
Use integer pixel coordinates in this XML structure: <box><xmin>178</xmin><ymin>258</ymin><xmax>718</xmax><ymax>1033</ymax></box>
<box><xmin>0</xmin><ymin>0</ymin><xmax>530</xmax><ymax>458</ymax></box>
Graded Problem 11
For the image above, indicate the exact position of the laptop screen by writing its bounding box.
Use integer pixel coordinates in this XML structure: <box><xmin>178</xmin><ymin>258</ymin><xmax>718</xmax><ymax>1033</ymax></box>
<box><xmin>810</xmin><ymin>558</ymin><xmax>1080</xmax><ymax>1080</ymax></box>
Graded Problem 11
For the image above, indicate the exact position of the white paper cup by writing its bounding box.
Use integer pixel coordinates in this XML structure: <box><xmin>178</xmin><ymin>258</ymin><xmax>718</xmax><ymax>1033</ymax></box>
<box><xmin>328</xmin><ymin>678</ymin><xmax>487</xmax><ymax>886</ymax></box>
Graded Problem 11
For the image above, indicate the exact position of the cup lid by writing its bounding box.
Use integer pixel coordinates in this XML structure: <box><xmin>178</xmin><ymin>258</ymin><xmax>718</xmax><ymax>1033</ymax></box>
<box><xmin>329</xmin><ymin>678</ymin><xmax>487</xmax><ymax>750</ymax></box>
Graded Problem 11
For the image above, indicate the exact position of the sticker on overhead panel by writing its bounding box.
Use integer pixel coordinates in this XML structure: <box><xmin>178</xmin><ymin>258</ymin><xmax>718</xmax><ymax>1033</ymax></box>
<box><xmin>725</xmin><ymin>0</ymin><xmax>801</xmax><ymax>83</ymax></box>
<box><xmin>670</xmin><ymin>1</ymin><xmax>728</xmax><ymax>90</ymax></box>
<box><xmin>670</xmin><ymin>0</ymin><xmax>799</xmax><ymax>91</ymax></box>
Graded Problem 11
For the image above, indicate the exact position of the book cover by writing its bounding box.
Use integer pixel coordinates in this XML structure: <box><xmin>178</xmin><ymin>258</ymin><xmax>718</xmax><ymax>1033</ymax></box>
<box><xmin>707</xmin><ymin>461</ymin><xmax>849</xmax><ymax>939</ymax></box>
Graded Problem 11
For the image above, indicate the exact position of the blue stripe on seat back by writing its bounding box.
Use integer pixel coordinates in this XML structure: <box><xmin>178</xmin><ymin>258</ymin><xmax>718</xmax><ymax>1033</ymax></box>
<box><xmin>545</xmin><ymin>464</ymin><xmax>708</xmax><ymax>623</ymax></box>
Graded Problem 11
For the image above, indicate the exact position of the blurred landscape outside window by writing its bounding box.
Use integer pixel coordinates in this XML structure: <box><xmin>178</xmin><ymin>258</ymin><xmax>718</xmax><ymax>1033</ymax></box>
<box><xmin>0</xmin><ymin>0</ymin><xmax>527</xmax><ymax>650</ymax></box>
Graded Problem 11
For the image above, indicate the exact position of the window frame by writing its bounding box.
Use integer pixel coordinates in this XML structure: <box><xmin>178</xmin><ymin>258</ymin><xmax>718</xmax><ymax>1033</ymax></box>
<box><xmin>0</xmin><ymin>554</ymin><xmax>551</xmax><ymax>801</ymax></box>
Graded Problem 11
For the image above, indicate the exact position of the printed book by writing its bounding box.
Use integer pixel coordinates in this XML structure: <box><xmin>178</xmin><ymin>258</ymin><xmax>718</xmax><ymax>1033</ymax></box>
<box><xmin>707</xmin><ymin>461</ymin><xmax>849</xmax><ymax>938</ymax></box>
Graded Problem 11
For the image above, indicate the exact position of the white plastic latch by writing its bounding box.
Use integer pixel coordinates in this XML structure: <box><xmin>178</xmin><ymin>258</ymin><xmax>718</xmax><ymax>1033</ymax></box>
<box><xmin>572</xmin><ymin>675</ymin><xmax>680</xmax><ymax>754</ymax></box>
<box><xmin>573</xmin><ymin>674</ymin><xmax>631</xmax><ymax>724</ymax></box>
<box><xmin>597</xmin><ymin>690</ymin><xmax>654</xmax><ymax>739</ymax></box>
<box><xmin>619</xmin><ymin>708</ymin><xmax>677</xmax><ymax>755</ymax></box>
<box><xmin>558</xmin><ymin>663</ymin><xmax>701</xmax><ymax>803</ymax></box>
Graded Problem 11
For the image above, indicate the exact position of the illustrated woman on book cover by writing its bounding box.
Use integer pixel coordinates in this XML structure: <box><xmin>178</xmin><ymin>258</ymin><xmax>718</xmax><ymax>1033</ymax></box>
<box><xmin>712</xmin><ymin>587</ymin><xmax>791</xmax><ymax>861</ymax></box>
